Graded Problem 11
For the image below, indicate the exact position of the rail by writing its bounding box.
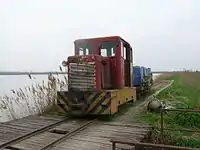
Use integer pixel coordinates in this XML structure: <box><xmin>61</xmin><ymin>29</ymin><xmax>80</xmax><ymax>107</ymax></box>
<box><xmin>152</xmin><ymin>71</ymin><xmax>199</xmax><ymax>74</ymax></box>
<box><xmin>160</xmin><ymin>108</ymin><xmax>200</xmax><ymax>144</ymax></box>
<box><xmin>111</xmin><ymin>108</ymin><xmax>200</xmax><ymax>150</ymax></box>
<box><xmin>0</xmin><ymin>71</ymin><xmax>67</xmax><ymax>76</ymax></box>
<box><xmin>110</xmin><ymin>140</ymin><xmax>198</xmax><ymax>150</ymax></box>
<box><xmin>0</xmin><ymin>71</ymin><xmax>94</xmax><ymax>149</ymax></box>
<box><xmin>0</xmin><ymin>118</ymin><xmax>96</xmax><ymax>150</ymax></box>
<box><xmin>0</xmin><ymin>71</ymin><xmax>197</xmax><ymax>75</ymax></box>
<box><xmin>40</xmin><ymin>119</ymin><xmax>95</xmax><ymax>150</ymax></box>
<box><xmin>0</xmin><ymin>117</ymin><xmax>68</xmax><ymax>149</ymax></box>
<box><xmin>0</xmin><ymin>70</ymin><xmax>68</xmax><ymax>122</ymax></box>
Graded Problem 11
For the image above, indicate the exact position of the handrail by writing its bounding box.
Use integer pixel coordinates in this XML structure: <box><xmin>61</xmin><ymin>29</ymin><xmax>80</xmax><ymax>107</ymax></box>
<box><xmin>110</xmin><ymin>140</ymin><xmax>198</xmax><ymax>150</ymax></box>
<box><xmin>110</xmin><ymin>108</ymin><xmax>200</xmax><ymax>150</ymax></box>
<box><xmin>160</xmin><ymin>108</ymin><xmax>200</xmax><ymax>144</ymax></box>
<box><xmin>0</xmin><ymin>71</ymin><xmax>67</xmax><ymax>76</ymax></box>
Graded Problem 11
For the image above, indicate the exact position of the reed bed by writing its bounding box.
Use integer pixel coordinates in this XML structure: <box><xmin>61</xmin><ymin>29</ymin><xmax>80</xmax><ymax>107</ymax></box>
<box><xmin>0</xmin><ymin>74</ymin><xmax>68</xmax><ymax>122</ymax></box>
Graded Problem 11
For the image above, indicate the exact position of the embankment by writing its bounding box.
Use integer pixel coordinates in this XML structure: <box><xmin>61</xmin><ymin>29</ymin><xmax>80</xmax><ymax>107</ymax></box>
<box><xmin>138</xmin><ymin>72</ymin><xmax>200</xmax><ymax>148</ymax></box>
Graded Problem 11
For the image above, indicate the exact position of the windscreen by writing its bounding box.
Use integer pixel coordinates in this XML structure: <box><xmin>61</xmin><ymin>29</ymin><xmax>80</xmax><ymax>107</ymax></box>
<box><xmin>75</xmin><ymin>41</ymin><xmax>93</xmax><ymax>55</ymax></box>
<box><xmin>75</xmin><ymin>40</ymin><xmax>120</xmax><ymax>56</ymax></box>
<box><xmin>100</xmin><ymin>41</ymin><xmax>119</xmax><ymax>57</ymax></box>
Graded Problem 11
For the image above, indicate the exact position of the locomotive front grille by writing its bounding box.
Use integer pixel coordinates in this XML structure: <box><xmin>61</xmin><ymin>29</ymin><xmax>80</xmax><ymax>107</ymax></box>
<box><xmin>68</xmin><ymin>62</ymin><xmax>96</xmax><ymax>91</ymax></box>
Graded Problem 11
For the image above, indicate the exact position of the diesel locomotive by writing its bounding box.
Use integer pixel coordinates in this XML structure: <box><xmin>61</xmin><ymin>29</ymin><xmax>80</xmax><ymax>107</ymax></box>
<box><xmin>56</xmin><ymin>36</ymin><xmax>152</xmax><ymax>116</ymax></box>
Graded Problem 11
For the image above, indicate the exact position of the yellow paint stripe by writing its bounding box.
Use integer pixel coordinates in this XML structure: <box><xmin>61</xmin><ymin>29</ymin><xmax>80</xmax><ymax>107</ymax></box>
<box><xmin>57</xmin><ymin>98</ymin><xmax>64</xmax><ymax>104</ymax></box>
<box><xmin>57</xmin><ymin>94</ymin><xmax>65</xmax><ymax>104</ymax></box>
<box><xmin>102</xmin><ymin>97</ymin><xmax>110</xmax><ymax>105</ymax></box>
<box><xmin>102</xmin><ymin>107</ymin><xmax>110</xmax><ymax>114</ymax></box>
<box><xmin>87</xmin><ymin>92</ymin><xmax>106</xmax><ymax>112</ymax></box>
<box><xmin>102</xmin><ymin>96</ymin><xmax>116</xmax><ymax>115</ymax></box>
<box><xmin>87</xmin><ymin>93</ymin><xmax>96</xmax><ymax>101</ymax></box>
<box><xmin>57</xmin><ymin>94</ymin><xmax>69</xmax><ymax>112</ymax></box>
<box><xmin>94</xmin><ymin>97</ymin><xmax>110</xmax><ymax>114</ymax></box>
<box><xmin>94</xmin><ymin>105</ymin><xmax>102</xmax><ymax>114</ymax></box>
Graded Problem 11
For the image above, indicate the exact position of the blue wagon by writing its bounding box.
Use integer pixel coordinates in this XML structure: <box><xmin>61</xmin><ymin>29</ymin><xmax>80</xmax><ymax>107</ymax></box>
<box><xmin>133</xmin><ymin>65</ymin><xmax>153</xmax><ymax>98</ymax></box>
<box><xmin>133</xmin><ymin>66</ymin><xmax>145</xmax><ymax>97</ymax></box>
<box><xmin>133</xmin><ymin>66</ymin><xmax>143</xmax><ymax>87</ymax></box>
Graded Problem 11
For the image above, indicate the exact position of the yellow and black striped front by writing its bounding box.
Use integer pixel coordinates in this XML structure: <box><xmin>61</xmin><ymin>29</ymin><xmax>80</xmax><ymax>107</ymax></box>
<box><xmin>56</xmin><ymin>87</ymin><xmax>136</xmax><ymax>116</ymax></box>
<box><xmin>56</xmin><ymin>91</ymin><xmax>112</xmax><ymax>115</ymax></box>
<box><xmin>56</xmin><ymin>91</ymin><xmax>70</xmax><ymax>113</ymax></box>
<box><xmin>86</xmin><ymin>91</ymin><xmax>112</xmax><ymax>115</ymax></box>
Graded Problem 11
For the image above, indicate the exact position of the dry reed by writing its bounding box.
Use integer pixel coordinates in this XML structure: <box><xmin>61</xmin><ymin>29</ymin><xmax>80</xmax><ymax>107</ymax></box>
<box><xmin>0</xmin><ymin>74</ymin><xmax>68</xmax><ymax>121</ymax></box>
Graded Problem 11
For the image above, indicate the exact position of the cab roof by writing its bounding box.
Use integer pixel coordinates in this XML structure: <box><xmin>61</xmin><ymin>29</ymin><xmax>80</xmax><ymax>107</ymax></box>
<box><xmin>74</xmin><ymin>36</ymin><xmax>129</xmax><ymax>44</ymax></box>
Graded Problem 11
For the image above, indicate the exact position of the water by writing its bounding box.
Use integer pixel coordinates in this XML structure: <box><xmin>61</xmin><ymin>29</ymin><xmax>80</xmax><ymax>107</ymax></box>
<box><xmin>0</xmin><ymin>74</ymin><xmax>67</xmax><ymax>122</ymax></box>
<box><xmin>0</xmin><ymin>75</ymin><xmax>45</xmax><ymax>95</ymax></box>
<box><xmin>153</xmin><ymin>73</ymin><xmax>161</xmax><ymax>80</ymax></box>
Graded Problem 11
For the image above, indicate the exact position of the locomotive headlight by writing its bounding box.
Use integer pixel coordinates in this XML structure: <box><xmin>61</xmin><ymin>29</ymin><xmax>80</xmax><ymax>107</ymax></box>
<box><xmin>62</xmin><ymin>60</ymin><xmax>67</xmax><ymax>67</ymax></box>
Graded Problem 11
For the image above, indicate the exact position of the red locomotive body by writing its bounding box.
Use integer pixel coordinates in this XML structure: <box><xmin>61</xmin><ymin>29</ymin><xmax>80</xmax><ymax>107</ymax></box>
<box><xmin>73</xmin><ymin>36</ymin><xmax>133</xmax><ymax>90</ymax></box>
<box><xmin>67</xmin><ymin>54</ymin><xmax>104</xmax><ymax>91</ymax></box>
<box><xmin>58</xmin><ymin>36</ymin><xmax>136</xmax><ymax>116</ymax></box>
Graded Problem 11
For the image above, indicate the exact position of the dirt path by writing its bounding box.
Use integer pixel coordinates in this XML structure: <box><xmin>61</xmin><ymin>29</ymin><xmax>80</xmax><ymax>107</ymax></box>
<box><xmin>112</xmin><ymin>80</ymin><xmax>173</xmax><ymax>124</ymax></box>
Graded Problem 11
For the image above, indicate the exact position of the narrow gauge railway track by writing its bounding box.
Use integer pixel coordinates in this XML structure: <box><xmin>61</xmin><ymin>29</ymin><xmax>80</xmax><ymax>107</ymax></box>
<box><xmin>0</xmin><ymin>81</ymin><xmax>171</xmax><ymax>150</ymax></box>
<box><xmin>0</xmin><ymin>116</ymin><xmax>96</xmax><ymax>150</ymax></box>
<box><xmin>0</xmin><ymin>116</ymin><xmax>68</xmax><ymax>149</ymax></box>
<box><xmin>40</xmin><ymin>119</ymin><xmax>95</xmax><ymax>150</ymax></box>
<box><xmin>152</xmin><ymin>80</ymin><xmax>171</xmax><ymax>91</ymax></box>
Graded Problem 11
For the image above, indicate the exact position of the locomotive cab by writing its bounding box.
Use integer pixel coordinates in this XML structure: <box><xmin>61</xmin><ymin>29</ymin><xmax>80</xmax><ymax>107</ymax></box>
<box><xmin>97</xmin><ymin>38</ymin><xmax>133</xmax><ymax>89</ymax></box>
<box><xmin>73</xmin><ymin>36</ymin><xmax>133</xmax><ymax>89</ymax></box>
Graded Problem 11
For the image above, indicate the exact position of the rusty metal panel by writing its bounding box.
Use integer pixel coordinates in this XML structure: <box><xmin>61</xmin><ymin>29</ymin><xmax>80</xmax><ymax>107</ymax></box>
<box><xmin>68</xmin><ymin>62</ymin><xmax>96</xmax><ymax>91</ymax></box>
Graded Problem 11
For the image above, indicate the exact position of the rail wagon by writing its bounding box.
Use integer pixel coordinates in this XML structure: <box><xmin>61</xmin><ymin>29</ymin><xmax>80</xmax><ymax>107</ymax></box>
<box><xmin>133</xmin><ymin>66</ymin><xmax>145</xmax><ymax>98</ymax></box>
<box><xmin>143</xmin><ymin>67</ymin><xmax>153</xmax><ymax>93</ymax></box>
<box><xmin>133</xmin><ymin>66</ymin><xmax>152</xmax><ymax>98</ymax></box>
<box><xmin>57</xmin><ymin>36</ymin><xmax>137</xmax><ymax>116</ymax></box>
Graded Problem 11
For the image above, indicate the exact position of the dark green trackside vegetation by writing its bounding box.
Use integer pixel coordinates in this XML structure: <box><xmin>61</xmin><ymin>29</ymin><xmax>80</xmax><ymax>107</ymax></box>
<box><xmin>139</xmin><ymin>73</ymin><xmax>200</xmax><ymax>148</ymax></box>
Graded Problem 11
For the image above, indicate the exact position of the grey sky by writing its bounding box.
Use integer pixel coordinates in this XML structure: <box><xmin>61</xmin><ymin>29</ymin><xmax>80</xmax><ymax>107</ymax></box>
<box><xmin>0</xmin><ymin>0</ymin><xmax>200</xmax><ymax>71</ymax></box>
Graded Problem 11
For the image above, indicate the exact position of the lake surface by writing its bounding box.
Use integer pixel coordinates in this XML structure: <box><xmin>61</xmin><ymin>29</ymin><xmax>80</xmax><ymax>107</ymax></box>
<box><xmin>152</xmin><ymin>73</ymin><xmax>161</xmax><ymax>80</ymax></box>
<box><xmin>0</xmin><ymin>74</ymin><xmax>67</xmax><ymax>122</ymax></box>
<box><xmin>0</xmin><ymin>73</ymin><xmax>162</xmax><ymax>122</ymax></box>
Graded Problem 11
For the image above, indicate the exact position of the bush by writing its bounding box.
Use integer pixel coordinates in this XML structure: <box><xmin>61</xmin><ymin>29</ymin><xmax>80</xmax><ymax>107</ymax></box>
<box><xmin>172</xmin><ymin>112</ymin><xmax>200</xmax><ymax>128</ymax></box>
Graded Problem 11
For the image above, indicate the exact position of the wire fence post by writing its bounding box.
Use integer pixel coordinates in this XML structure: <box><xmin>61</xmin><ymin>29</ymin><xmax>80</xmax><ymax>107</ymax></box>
<box><xmin>112</xmin><ymin>141</ymin><xmax>116</xmax><ymax>150</ymax></box>
<box><xmin>0</xmin><ymin>71</ymin><xmax>67</xmax><ymax>76</ymax></box>
<box><xmin>160</xmin><ymin>109</ymin><xmax>164</xmax><ymax>144</ymax></box>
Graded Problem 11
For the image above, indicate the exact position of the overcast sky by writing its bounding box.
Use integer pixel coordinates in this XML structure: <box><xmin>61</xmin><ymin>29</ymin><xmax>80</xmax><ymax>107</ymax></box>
<box><xmin>0</xmin><ymin>0</ymin><xmax>200</xmax><ymax>71</ymax></box>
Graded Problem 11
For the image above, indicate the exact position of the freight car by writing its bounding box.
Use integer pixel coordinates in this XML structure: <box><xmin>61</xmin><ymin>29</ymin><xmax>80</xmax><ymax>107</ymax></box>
<box><xmin>133</xmin><ymin>66</ymin><xmax>153</xmax><ymax>98</ymax></box>
<box><xmin>57</xmin><ymin>36</ymin><xmax>137</xmax><ymax>116</ymax></box>
<box><xmin>143</xmin><ymin>67</ymin><xmax>153</xmax><ymax>93</ymax></box>
<box><xmin>133</xmin><ymin>66</ymin><xmax>145</xmax><ymax>98</ymax></box>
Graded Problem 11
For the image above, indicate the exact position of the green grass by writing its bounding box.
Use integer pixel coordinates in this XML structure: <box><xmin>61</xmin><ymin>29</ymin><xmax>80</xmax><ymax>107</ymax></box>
<box><xmin>138</xmin><ymin>73</ymin><xmax>200</xmax><ymax>148</ymax></box>
<box><xmin>98</xmin><ymin>90</ymin><xmax>156</xmax><ymax>122</ymax></box>
<box><xmin>98</xmin><ymin>101</ymin><xmax>135</xmax><ymax>121</ymax></box>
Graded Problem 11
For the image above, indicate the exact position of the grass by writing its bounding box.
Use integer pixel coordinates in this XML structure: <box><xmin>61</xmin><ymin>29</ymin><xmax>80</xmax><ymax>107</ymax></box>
<box><xmin>138</xmin><ymin>72</ymin><xmax>200</xmax><ymax>148</ymax></box>
<box><xmin>98</xmin><ymin>102</ymin><xmax>135</xmax><ymax>121</ymax></box>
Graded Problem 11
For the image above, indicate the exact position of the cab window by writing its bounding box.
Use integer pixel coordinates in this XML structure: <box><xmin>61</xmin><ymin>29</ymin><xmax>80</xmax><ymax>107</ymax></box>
<box><xmin>100</xmin><ymin>41</ymin><xmax>119</xmax><ymax>57</ymax></box>
<box><xmin>75</xmin><ymin>42</ymin><xmax>93</xmax><ymax>55</ymax></box>
<box><xmin>79</xmin><ymin>48</ymin><xmax>89</xmax><ymax>55</ymax></box>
